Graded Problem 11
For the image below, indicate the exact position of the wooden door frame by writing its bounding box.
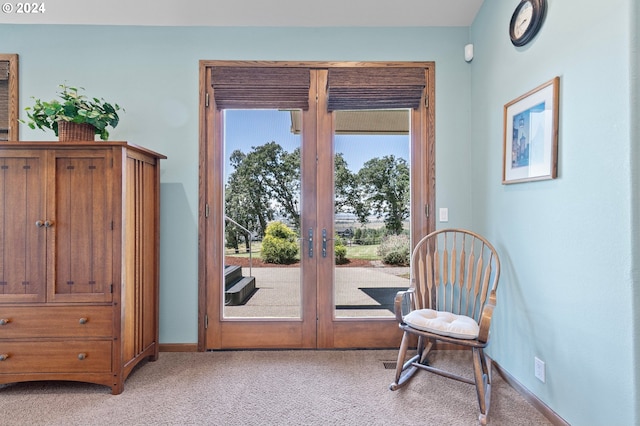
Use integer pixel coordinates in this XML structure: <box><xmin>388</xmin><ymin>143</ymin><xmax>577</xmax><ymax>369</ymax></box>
<box><xmin>197</xmin><ymin>61</ymin><xmax>436</xmax><ymax>351</ymax></box>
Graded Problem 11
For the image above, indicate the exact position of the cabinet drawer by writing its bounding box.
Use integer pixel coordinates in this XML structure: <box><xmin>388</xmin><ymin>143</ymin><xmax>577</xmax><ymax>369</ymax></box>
<box><xmin>0</xmin><ymin>341</ymin><xmax>112</xmax><ymax>373</ymax></box>
<box><xmin>0</xmin><ymin>306</ymin><xmax>113</xmax><ymax>338</ymax></box>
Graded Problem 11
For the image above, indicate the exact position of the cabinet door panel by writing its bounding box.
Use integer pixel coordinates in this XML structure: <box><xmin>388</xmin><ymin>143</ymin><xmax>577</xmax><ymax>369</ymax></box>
<box><xmin>50</xmin><ymin>152</ymin><xmax>113</xmax><ymax>303</ymax></box>
<box><xmin>0</xmin><ymin>154</ymin><xmax>45</xmax><ymax>302</ymax></box>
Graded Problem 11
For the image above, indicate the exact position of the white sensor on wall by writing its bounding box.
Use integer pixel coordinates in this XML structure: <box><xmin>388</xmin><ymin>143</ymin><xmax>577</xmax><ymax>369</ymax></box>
<box><xmin>464</xmin><ymin>44</ymin><xmax>474</xmax><ymax>62</ymax></box>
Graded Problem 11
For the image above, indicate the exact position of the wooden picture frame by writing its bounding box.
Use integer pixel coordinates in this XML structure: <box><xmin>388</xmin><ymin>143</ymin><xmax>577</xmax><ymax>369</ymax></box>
<box><xmin>503</xmin><ymin>76</ymin><xmax>559</xmax><ymax>184</ymax></box>
<box><xmin>0</xmin><ymin>53</ymin><xmax>19</xmax><ymax>141</ymax></box>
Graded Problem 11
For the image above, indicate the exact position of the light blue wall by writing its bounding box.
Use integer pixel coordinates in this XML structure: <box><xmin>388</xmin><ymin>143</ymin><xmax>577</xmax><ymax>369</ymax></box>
<box><xmin>470</xmin><ymin>0</ymin><xmax>636</xmax><ymax>425</ymax></box>
<box><xmin>632</xmin><ymin>0</ymin><xmax>640</xmax><ymax>422</ymax></box>
<box><xmin>633</xmin><ymin>0</ymin><xmax>640</xmax><ymax>424</ymax></box>
<box><xmin>1</xmin><ymin>25</ymin><xmax>473</xmax><ymax>340</ymax></box>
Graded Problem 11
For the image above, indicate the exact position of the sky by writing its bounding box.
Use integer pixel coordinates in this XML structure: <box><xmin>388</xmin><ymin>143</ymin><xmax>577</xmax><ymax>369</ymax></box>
<box><xmin>223</xmin><ymin>109</ymin><xmax>409</xmax><ymax>182</ymax></box>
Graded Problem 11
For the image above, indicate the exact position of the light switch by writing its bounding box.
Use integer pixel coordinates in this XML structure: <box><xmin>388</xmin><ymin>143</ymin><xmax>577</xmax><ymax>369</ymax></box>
<box><xmin>439</xmin><ymin>208</ymin><xmax>449</xmax><ymax>222</ymax></box>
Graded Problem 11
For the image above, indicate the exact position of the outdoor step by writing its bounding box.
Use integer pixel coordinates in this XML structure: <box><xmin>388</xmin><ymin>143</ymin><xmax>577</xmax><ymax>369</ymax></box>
<box><xmin>224</xmin><ymin>265</ymin><xmax>243</xmax><ymax>286</ymax></box>
<box><xmin>225</xmin><ymin>276</ymin><xmax>256</xmax><ymax>306</ymax></box>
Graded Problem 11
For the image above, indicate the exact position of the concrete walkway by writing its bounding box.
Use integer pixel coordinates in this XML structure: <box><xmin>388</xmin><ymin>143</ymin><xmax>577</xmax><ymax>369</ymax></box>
<box><xmin>224</xmin><ymin>266</ymin><xmax>410</xmax><ymax>318</ymax></box>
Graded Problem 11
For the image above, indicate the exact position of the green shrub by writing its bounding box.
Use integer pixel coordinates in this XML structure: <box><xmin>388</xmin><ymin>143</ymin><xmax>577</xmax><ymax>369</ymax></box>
<box><xmin>335</xmin><ymin>235</ymin><xmax>348</xmax><ymax>265</ymax></box>
<box><xmin>377</xmin><ymin>234</ymin><xmax>410</xmax><ymax>266</ymax></box>
<box><xmin>261</xmin><ymin>221</ymin><xmax>299</xmax><ymax>264</ymax></box>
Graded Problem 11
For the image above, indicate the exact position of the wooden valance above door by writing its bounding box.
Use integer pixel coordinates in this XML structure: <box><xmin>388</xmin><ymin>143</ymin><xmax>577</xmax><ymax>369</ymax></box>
<box><xmin>211</xmin><ymin>66</ymin><xmax>311</xmax><ymax>110</ymax></box>
<box><xmin>326</xmin><ymin>67</ymin><xmax>425</xmax><ymax>111</ymax></box>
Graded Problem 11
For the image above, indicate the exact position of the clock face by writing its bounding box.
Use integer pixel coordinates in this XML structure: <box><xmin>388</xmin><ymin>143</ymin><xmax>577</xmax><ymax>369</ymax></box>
<box><xmin>513</xmin><ymin>2</ymin><xmax>533</xmax><ymax>39</ymax></box>
<box><xmin>509</xmin><ymin>0</ymin><xmax>546</xmax><ymax>47</ymax></box>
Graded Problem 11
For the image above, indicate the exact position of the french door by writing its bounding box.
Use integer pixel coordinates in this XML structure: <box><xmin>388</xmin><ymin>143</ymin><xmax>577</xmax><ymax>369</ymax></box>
<box><xmin>198</xmin><ymin>62</ymin><xmax>435</xmax><ymax>350</ymax></box>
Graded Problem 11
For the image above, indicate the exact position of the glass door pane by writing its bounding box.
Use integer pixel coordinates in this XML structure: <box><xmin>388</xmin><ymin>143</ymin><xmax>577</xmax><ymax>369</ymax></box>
<box><xmin>222</xmin><ymin>109</ymin><xmax>302</xmax><ymax>319</ymax></box>
<box><xmin>333</xmin><ymin>110</ymin><xmax>411</xmax><ymax>318</ymax></box>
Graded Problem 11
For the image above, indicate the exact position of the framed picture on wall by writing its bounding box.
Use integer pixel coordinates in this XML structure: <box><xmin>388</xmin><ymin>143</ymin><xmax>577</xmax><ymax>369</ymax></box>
<box><xmin>503</xmin><ymin>76</ymin><xmax>559</xmax><ymax>184</ymax></box>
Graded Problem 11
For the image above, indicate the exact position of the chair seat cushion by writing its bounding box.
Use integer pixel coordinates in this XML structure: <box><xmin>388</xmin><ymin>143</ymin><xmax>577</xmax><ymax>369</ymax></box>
<box><xmin>403</xmin><ymin>309</ymin><xmax>479</xmax><ymax>339</ymax></box>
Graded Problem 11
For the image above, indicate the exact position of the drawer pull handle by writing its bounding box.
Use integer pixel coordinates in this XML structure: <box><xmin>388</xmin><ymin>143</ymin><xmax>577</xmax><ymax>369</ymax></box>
<box><xmin>79</xmin><ymin>318</ymin><xmax>88</xmax><ymax>325</ymax></box>
<box><xmin>77</xmin><ymin>353</ymin><xmax>87</xmax><ymax>360</ymax></box>
<box><xmin>0</xmin><ymin>354</ymin><xmax>8</xmax><ymax>361</ymax></box>
<box><xmin>0</xmin><ymin>318</ymin><xmax>9</xmax><ymax>325</ymax></box>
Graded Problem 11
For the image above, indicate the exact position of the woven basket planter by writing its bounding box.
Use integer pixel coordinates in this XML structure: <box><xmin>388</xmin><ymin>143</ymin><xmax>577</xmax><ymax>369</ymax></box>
<box><xmin>57</xmin><ymin>121</ymin><xmax>96</xmax><ymax>142</ymax></box>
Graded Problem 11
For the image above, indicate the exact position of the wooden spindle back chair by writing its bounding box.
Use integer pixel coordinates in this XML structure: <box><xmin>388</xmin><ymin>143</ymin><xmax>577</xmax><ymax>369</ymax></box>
<box><xmin>389</xmin><ymin>229</ymin><xmax>501</xmax><ymax>425</ymax></box>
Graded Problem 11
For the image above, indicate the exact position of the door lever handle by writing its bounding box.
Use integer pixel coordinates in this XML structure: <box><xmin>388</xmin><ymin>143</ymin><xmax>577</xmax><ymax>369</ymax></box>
<box><xmin>322</xmin><ymin>229</ymin><xmax>327</xmax><ymax>258</ymax></box>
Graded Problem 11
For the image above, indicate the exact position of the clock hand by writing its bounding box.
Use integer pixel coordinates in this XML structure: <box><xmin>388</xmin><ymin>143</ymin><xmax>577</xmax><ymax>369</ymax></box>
<box><xmin>518</xmin><ymin>18</ymin><xmax>529</xmax><ymax>30</ymax></box>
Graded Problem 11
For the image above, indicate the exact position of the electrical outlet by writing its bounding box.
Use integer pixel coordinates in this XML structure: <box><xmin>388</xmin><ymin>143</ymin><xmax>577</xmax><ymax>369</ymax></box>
<box><xmin>534</xmin><ymin>357</ymin><xmax>545</xmax><ymax>383</ymax></box>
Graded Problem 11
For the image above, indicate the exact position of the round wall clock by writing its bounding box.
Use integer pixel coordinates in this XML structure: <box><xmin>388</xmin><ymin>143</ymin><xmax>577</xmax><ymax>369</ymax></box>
<box><xmin>509</xmin><ymin>0</ymin><xmax>547</xmax><ymax>47</ymax></box>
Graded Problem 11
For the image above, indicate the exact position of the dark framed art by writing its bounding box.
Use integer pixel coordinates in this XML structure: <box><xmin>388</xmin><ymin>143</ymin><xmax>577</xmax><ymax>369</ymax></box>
<box><xmin>503</xmin><ymin>77</ymin><xmax>559</xmax><ymax>184</ymax></box>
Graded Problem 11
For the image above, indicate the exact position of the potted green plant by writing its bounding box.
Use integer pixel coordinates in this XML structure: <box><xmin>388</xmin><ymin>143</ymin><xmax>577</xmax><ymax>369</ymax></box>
<box><xmin>21</xmin><ymin>84</ymin><xmax>123</xmax><ymax>141</ymax></box>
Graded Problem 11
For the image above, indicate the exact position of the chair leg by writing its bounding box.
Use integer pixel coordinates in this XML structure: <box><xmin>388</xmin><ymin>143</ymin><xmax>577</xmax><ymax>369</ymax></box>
<box><xmin>472</xmin><ymin>348</ymin><xmax>491</xmax><ymax>425</ymax></box>
<box><xmin>389</xmin><ymin>332</ymin><xmax>420</xmax><ymax>391</ymax></box>
<box><xmin>419</xmin><ymin>337</ymin><xmax>434</xmax><ymax>364</ymax></box>
<box><xmin>481</xmin><ymin>349</ymin><xmax>492</xmax><ymax>386</ymax></box>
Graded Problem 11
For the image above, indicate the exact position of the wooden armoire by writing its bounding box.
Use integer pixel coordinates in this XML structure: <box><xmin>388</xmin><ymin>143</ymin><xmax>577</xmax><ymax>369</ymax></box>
<box><xmin>0</xmin><ymin>141</ymin><xmax>166</xmax><ymax>394</ymax></box>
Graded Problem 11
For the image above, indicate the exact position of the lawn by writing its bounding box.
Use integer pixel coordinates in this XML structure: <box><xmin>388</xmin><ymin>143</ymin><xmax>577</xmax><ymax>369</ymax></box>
<box><xmin>225</xmin><ymin>242</ymin><xmax>381</xmax><ymax>261</ymax></box>
<box><xmin>345</xmin><ymin>243</ymin><xmax>380</xmax><ymax>260</ymax></box>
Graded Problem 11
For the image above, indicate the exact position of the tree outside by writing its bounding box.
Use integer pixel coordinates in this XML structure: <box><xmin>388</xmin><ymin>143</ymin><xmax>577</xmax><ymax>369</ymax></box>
<box><xmin>225</xmin><ymin>142</ymin><xmax>410</xmax><ymax>265</ymax></box>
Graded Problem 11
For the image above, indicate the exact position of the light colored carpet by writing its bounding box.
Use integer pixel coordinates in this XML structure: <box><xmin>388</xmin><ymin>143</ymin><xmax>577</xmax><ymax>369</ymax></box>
<box><xmin>0</xmin><ymin>350</ymin><xmax>552</xmax><ymax>426</ymax></box>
